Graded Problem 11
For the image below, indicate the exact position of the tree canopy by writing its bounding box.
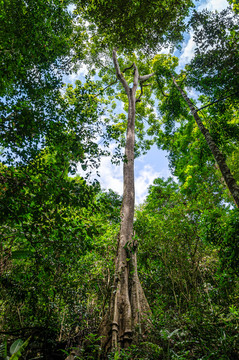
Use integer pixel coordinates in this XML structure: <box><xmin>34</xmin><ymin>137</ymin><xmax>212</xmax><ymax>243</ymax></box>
<box><xmin>1</xmin><ymin>1</ymin><xmax>239</xmax><ymax>359</ymax></box>
<box><xmin>75</xmin><ymin>0</ymin><xmax>194</xmax><ymax>52</ymax></box>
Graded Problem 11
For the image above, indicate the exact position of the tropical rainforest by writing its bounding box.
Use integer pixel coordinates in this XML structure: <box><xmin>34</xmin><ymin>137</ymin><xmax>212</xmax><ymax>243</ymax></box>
<box><xmin>0</xmin><ymin>0</ymin><xmax>239</xmax><ymax>359</ymax></box>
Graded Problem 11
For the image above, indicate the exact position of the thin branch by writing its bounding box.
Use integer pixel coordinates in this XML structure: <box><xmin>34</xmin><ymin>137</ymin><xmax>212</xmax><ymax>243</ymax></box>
<box><xmin>122</xmin><ymin>64</ymin><xmax>134</xmax><ymax>73</ymax></box>
<box><xmin>95</xmin><ymin>59</ymin><xmax>116</xmax><ymax>75</ymax></box>
<box><xmin>196</xmin><ymin>91</ymin><xmax>239</xmax><ymax>112</ymax></box>
<box><xmin>93</xmin><ymin>80</ymin><xmax>118</xmax><ymax>98</ymax></box>
<box><xmin>136</xmin><ymin>82</ymin><xmax>143</xmax><ymax>103</ymax></box>
<box><xmin>139</xmin><ymin>72</ymin><xmax>155</xmax><ymax>82</ymax></box>
<box><xmin>161</xmin><ymin>88</ymin><xmax>169</xmax><ymax>97</ymax></box>
<box><xmin>136</xmin><ymin>83</ymin><xmax>151</xmax><ymax>102</ymax></box>
<box><xmin>112</xmin><ymin>49</ymin><xmax>130</xmax><ymax>95</ymax></box>
<box><xmin>132</xmin><ymin>62</ymin><xmax>139</xmax><ymax>94</ymax></box>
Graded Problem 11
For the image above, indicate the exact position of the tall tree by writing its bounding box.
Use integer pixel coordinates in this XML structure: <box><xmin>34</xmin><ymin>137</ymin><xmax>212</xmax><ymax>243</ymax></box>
<box><xmin>1</xmin><ymin>0</ymin><xmax>195</xmax><ymax>355</ymax></box>
<box><xmin>153</xmin><ymin>52</ymin><xmax>239</xmax><ymax>207</ymax></box>
<box><xmin>171</xmin><ymin>76</ymin><xmax>239</xmax><ymax>207</ymax></box>
<box><xmin>99</xmin><ymin>50</ymin><xmax>154</xmax><ymax>352</ymax></box>
<box><xmin>74</xmin><ymin>0</ymin><xmax>195</xmax><ymax>353</ymax></box>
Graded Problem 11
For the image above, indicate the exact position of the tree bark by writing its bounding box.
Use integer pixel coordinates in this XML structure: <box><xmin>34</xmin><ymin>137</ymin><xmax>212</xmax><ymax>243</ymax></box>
<box><xmin>99</xmin><ymin>50</ymin><xmax>152</xmax><ymax>356</ymax></box>
<box><xmin>171</xmin><ymin>74</ymin><xmax>239</xmax><ymax>208</ymax></box>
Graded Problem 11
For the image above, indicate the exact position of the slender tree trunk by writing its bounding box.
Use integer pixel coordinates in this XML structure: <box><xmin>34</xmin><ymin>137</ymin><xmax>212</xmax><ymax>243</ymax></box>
<box><xmin>171</xmin><ymin>75</ymin><xmax>239</xmax><ymax>207</ymax></box>
<box><xmin>99</xmin><ymin>50</ymin><xmax>153</xmax><ymax>355</ymax></box>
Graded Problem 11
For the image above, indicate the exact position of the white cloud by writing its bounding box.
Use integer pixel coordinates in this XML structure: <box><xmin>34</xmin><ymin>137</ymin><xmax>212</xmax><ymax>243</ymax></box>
<box><xmin>96</xmin><ymin>154</ymin><xmax>123</xmax><ymax>195</ymax></box>
<box><xmin>178</xmin><ymin>0</ymin><xmax>228</xmax><ymax>69</ymax></box>
<box><xmin>135</xmin><ymin>165</ymin><xmax>161</xmax><ymax>204</ymax></box>
<box><xmin>77</xmin><ymin>143</ymin><xmax>123</xmax><ymax>194</ymax></box>
<box><xmin>63</xmin><ymin>63</ymin><xmax>88</xmax><ymax>85</ymax></box>
<box><xmin>77</xmin><ymin>145</ymin><xmax>173</xmax><ymax>205</ymax></box>
<box><xmin>179</xmin><ymin>33</ymin><xmax>196</xmax><ymax>68</ymax></box>
<box><xmin>198</xmin><ymin>0</ymin><xmax>228</xmax><ymax>11</ymax></box>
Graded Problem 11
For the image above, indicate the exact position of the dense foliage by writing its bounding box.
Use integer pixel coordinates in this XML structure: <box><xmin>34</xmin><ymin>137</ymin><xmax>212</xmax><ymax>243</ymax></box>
<box><xmin>1</xmin><ymin>0</ymin><xmax>239</xmax><ymax>359</ymax></box>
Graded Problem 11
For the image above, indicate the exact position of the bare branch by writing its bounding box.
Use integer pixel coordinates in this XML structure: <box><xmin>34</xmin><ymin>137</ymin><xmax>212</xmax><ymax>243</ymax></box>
<box><xmin>112</xmin><ymin>49</ymin><xmax>130</xmax><ymax>95</ymax></box>
<box><xmin>122</xmin><ymin>64</ymin><xmax>134</xmax><ymax>73</ymax></box>
<box><xmin>171</xmin><ymin>72</ymin><xmax>239</xmax><ymax>207</ymax></box>
<box><xmin>132</xmin><ymin>62</ymin><xmax>139</xmax><ymax>94</ymax></box>
<box><xmin>139</xmin><ymin>72</ymin><xmax>155</xmax><ymax>82</ymax></box>
<box><xmin>196</xmin><ymin>91</ymin><xmax>239</xmax><ymax>112</ymax></box>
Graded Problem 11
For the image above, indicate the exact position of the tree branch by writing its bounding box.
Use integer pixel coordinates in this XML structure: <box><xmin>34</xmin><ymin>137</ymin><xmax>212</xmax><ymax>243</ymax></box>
<box><xmin>136</xmin><ymin>82</ymin><xmax>143</xmax><ymax>103</ymax></box>
<box><xmin>132</xmin><ymin>62</ymin><xmax>139</xmax><ymax>94</ymax></box>
<box><xmin>93</xmin><ymin>80</ymin><xmax>118</xmax><ymax>98</ymax></box>
<box><xmin>122</xmin><ymin>64</ymin><xmax>134</xmax><ymax>73</ymax></box>
<box><xmin>171</xmin><ymin>73</ymin><xmax>239</xmax><ymax>208</ymax></box>
<box><xmin>196</xmin><ymin>91</ymin><xmax>239</xmax><ymax>112</ymax></box>
<box><xmin>139</xmin><ymin>72</ymin><xmax>155</xmax><ymax>82</ymax></box>
<box><xmin>136</xmin><ymin>83</ymin><xmax>151</xmax><ymax>102</ymax></box>
<box><xmin>161</xmin><ymin>88</ymin><xmax>169</xmax><ymax>97</ymax></box>
<box><xmin>112</xmin><ymin>49</ymin><xmax>130</xmax><ymax>95</ymax></box>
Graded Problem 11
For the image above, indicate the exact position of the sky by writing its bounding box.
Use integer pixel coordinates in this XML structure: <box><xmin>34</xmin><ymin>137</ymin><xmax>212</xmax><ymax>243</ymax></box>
<box><xmin>73</xmin><ymin>0</ymin><xmax>228</xmax><ymax>205</ymax></box>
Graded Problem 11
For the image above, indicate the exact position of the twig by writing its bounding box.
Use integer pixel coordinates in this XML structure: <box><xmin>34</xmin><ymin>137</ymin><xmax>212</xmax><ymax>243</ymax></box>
<box><xmin>93</xmin><ymin>80</ymin><xmax>118</xmax><ymax>98</ymax></box>
<box><xmin>196</xmin><ymin>91</ymin><xmax>239</xmax><ymax>112</ymax></box>
<box><xmin>161</xmin><ymin>88</ymin><xmax>169</xmax><ymax>97</ymax></box>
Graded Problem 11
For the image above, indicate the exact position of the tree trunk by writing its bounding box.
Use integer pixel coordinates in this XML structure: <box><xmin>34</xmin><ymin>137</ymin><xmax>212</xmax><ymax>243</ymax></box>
<box><xmin>171</xmin><ymin>75</ymin><xmax>239</xmax><ymax>208</ymax></box>
<box><xmin>99</xmin><ymin>50</ymin><xmax>153</xmax><ymax>356</ymax></box>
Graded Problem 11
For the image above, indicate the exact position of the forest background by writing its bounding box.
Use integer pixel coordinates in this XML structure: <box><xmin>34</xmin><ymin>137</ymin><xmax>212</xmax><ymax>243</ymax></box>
<box><xmin>0</xmin><ymin>0</ymin><xmax>239</xmax><ymax>359</ymax></box>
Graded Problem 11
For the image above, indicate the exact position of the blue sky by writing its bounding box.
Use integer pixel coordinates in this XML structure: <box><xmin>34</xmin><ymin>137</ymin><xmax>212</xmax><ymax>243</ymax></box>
<box><xmin>72</xmin><ymin>0</ymin><xmax>228</xmax><ymax>204</ymax></box>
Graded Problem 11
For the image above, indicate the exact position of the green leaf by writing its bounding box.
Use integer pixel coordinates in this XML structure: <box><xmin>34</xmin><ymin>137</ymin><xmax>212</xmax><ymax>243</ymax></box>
<box><xmin>10</xmin><ymin>340</ymin><xmax>24</xmax><ymax>356</ymax></box>
<box><xmin>9</xmin><ymin>337</ymin><xmax>30</xmax><ymax>360</ymax></box>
